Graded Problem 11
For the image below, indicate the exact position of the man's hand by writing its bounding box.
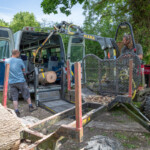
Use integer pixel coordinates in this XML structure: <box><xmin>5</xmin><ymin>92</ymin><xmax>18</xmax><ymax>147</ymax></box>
<box><xmin>138</xmin><ymin>54</ymin><xmax>143</xmax><ymax>60</ymax></box>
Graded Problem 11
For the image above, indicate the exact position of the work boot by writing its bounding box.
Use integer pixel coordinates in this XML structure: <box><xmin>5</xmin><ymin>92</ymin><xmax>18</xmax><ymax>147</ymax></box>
<box><xmin>29</xmin><ymin>104</ymin><xmax>36</xmax><ymax>112</ymax></box>
<box><xmin>15</xmin><ymin>109</ymin><xmax>20</xmax><ymax>117</ymax></box>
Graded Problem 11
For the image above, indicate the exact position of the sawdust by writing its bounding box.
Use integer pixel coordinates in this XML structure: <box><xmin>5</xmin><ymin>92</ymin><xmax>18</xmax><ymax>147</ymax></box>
<box><xmin>85</xmin><ymin>95</ymin><xmax>115</xmax><ymax>105</ymax></box>
<box><xmin>0</xmin><ymin>104</ymin><xmax>24</xmax><ymax>150</ymax></box>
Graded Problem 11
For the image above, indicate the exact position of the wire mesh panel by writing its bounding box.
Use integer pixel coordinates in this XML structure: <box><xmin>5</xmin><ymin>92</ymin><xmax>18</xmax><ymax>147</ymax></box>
<box><xmin>82</xmin><ymin>54</ymin><xmax>100</xmax><ymax>92</ymax></box>
<box><xmin>82</xmin><ymin>53</ymin><xmax>141</xmax><ymax>95</ymax></box>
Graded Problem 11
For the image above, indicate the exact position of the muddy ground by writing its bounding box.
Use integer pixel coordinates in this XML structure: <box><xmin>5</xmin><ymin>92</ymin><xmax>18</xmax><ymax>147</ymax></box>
<box><xmin>0</xmin><ymin>92</ymin><xmax>52</xmax><ymax>119</ymax></box>
<box><xmin>0</xmin><ymin>92</ymin><xmax>150</xmax><ymax>150</ymax></box>
<box><xmin>60</xmin><ymin>107</ymin><xmax>150</xmax><ymax>150</ymax></box>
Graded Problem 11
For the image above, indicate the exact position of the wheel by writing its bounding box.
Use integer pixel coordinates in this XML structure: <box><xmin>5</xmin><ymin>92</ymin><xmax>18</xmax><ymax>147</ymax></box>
<box><xmin>144</xmin><ymin>97</ymin><xmax>150</xmax><ymax>119</ymax></box>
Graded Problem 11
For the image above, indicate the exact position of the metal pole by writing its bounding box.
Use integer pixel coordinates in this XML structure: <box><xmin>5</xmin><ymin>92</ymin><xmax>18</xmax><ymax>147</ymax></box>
<box><xmin>75</xmin><ymin>62</ymin><xmax>83</xmax><ymax>142</ymax></box>
<box><xmin>2</xmin><ymin>64</ymin><xmax>9</xmax><ymax>108</ymax></box>
<box><xmin>128</xmin><ymin>59</ymin><xmax>133</xmax><ymax>97</ymax></box>
<box><xmin>67</xmin><ymin>60</ymin><xmax>71</xmax><ymax>91</ymax></box>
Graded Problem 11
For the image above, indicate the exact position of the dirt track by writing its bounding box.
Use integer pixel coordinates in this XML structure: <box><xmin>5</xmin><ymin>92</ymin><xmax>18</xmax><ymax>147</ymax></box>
<box><xmin>60</xmin><ymin>108</ymin><xmax>150</xmax><ymax>150</ymax></box>
<box><xmin>1</xmin><ymin>92</ymin><xmax>150</xmax><ymax>150</ymax></box>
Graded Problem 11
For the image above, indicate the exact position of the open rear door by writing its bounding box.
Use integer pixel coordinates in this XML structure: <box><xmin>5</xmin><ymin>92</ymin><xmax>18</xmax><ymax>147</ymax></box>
<box><xmin>67</xmin><ymin>36</ymin><xmax>85</xmax><ymax>84</ymax></box>
<box><xmin>0</xmin><ymin>27</ymin><xmax>14</xmax><ymax>90</ymax></box>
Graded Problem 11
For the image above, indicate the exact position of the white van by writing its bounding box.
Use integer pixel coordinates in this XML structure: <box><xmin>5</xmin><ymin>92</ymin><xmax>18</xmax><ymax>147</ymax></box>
<box><xmin>0</xmin><ymin>27</ymin><xmax>14</xmax><ymax>90</ymax></box>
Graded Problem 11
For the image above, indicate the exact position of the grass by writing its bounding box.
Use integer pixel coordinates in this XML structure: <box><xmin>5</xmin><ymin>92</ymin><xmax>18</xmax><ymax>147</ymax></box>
<box><xmin>122</xmin><ymin>143</ymin><xmax>138</xmax><ymax>149</ymax></box>
<box><xmin>0</xmin><ymin>92</ymin><xmax>2</xmax><ymax>103</ymax></box>
<box><xmin>89</xmin><ymin>127</ymin><xmax>94</xmax><ymax>131</ymax></box>
<box><xmin>132</xmin><ymin>101</ymin><xmax>142</xmax><ymax>108</ymax></box>
<box><xmin>0</xmin><ymin>92</ymin><xmax>11</xmax><ymax>106</ymax></box>
<box><xmin>143</xmin><ymin>133</ymin><xmax>150</xmax><ymax>145</ymax></box>
<box><xmin>111</xmin><ymin>109</ymin><xmax>125</xmax><ymax>117</ymax></box>
<box><xmin>114</xmin><ymin>132</ymin><xmax>141</xmax><ymax>149</ymax></box>
<box><xmin>114</xmin><ymin>132</ymin><xmax>128</xmax><ymax>140</ymax></box>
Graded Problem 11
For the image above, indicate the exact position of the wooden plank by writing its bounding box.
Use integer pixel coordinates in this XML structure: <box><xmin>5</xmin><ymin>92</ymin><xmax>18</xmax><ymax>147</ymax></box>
<box><xmin>23</xmin><ymin>104</ymin><xmax>105</xmax><ymax>149</ymax></box>
<box><xmin>29</xmin><ymin>105</ymin><xmax>76</xmax><ymax>131</ymax></box>
<box><xmin>128</xmin><ymin>59</ymin><xmax>133</xmax><ymax>97</ymax></box>
<box><xmin>21</xmin><ymin>129</ymin><xmax>45</xmax><ymax>142</ymax></box>
<box><xmin>75</xmin><ymin>62</ymin><xmax>83</xmax><ymax>142</ymax></box>
<box><xmin>67</xmin><ymin>60</ymin><xmax>71</xmax><ymax>91</ymax></box>
<box><xmin>2</xmin><ymin>64</ymin><xmax>9</xmax><ymax>108</ymax></box>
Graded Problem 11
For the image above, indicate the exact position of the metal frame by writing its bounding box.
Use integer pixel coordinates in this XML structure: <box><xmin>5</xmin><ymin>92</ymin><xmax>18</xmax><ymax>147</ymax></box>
<box><xmin>21</xmin><ymin>103</ymin><xmax>105</xmax><ymax>149</ymax></box>
<box><xmin>115</xmin><ymin>21</ymin><xmax>136</xmax><ymax>50</ymax></box>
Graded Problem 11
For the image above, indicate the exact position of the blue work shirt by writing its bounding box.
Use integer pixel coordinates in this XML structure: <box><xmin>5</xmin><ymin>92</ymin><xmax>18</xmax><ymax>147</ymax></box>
<box><xmin>5</xmin><ymin>57</ymin><xmax>25</xmax><ymax>84</ymax></box>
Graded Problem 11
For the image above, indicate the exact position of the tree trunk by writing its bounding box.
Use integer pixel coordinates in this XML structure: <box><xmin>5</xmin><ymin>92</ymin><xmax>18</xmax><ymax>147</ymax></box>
<box><xmin>39</xmin><ymin>71</ymin><xmax>57</xmax><ymax>85</ymax></box>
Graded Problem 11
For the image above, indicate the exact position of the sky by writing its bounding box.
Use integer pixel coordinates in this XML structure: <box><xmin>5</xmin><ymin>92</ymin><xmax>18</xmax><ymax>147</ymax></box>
<box><xmin>0</xmin><ymin>0</ymin><xmax>85</xmax><ymax>26</ymax></box>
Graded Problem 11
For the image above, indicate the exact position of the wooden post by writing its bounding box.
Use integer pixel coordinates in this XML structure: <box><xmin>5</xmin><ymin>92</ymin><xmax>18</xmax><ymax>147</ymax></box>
<box><xmin>67</xmin><ymin>60</ymin><xmax>71</xmax><ymax>91</ymax></box>
<box><xmin>75</xmin><ymin>62</ymin><xmax>83</xmax><ymax>142</ymax></box>
<box><xmin>128</xmin><ymin>59</ymin><xmax>133</xmax><ymax>98</ymax></box>
<box><xmin>2</xmin><ymin>64</ymin><xmax>10</xmax><ymax>108</ymax></box>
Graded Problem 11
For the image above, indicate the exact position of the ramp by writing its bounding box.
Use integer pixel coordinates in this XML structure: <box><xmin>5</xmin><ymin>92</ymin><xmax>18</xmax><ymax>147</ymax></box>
<box><xmin>37</xmin><ymin>87</ymin><xmax>74</xmax><ymax>113</ymax></box>
<box><xmin>40</xmin><ymin>99</ymin><xmax>74</xmax><ymax>113</ymax></box>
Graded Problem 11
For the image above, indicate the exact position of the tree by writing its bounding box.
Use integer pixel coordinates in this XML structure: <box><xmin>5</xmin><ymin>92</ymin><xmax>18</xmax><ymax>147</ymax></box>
<box><xmin>41</xmin><ymin>0</ymin><xmax>150</xmax><ymax>61</ymax></box>
<box><xmin>0</xmin><ymin>19</ymin><xmax>9</xmax><ymax>27</ymax></box>
<box><xmin>10</xmin><ymin>12</ymin><xmax>40</xmax><ymax>33</ymax></box>
<box><xmin>41</xmin><ymin>0</ymin><xmax>86</xmax><ymax>16</ymax></box>
<box><xmin>83</xmin><ymin>0</ymin><xmax>150</xmax><ymax>62</ymax></box>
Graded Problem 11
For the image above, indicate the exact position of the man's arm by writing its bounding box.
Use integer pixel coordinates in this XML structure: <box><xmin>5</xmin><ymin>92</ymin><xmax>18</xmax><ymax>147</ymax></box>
<box><xmin>136</xmin><ymin>44</ymin><xmax>143</xmax><ymax>60</ymax></box>
<box><xmin>138</xmin><ymin>54</ymin><xmax>143</xmax><ymax>60</ymax></box>
<box><xmin>22</xmin><ymin>68</ymin><xmax>25</xmax><ymax>72</ymax></box>
<box><xmin>20</xmin><ymin>59</ymin><xmax>26</xmax><ymax>73</ymax></box>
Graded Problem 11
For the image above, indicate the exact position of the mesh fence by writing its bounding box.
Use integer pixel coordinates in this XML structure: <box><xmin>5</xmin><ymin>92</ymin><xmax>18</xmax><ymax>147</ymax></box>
<box><xmin>82</xmin><ymin>53</ymin><xmax>141</xmax><ymax>96</ymax></box>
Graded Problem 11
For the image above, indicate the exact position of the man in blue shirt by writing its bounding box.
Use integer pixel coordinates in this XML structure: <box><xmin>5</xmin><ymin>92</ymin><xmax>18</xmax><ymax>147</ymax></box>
<box><xmin>6</xmin><ymin>50</ymin><xmax>35</xmax><ymax>117</ymax></box>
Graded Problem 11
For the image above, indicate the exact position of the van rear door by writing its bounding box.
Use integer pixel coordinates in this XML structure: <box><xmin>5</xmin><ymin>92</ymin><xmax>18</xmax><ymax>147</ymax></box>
<box><xmin>67</xmin><ymin>36</ymin><xmax>85</xmax><ymax>83</ymax></box>
<box><xmin>0</xmin><ymin>27</ymin><xmax>14</xmax><ymax>90</ymax></box>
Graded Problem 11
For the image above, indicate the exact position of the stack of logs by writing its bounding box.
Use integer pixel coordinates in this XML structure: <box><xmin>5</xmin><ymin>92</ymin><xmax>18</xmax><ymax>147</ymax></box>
<box><xmin>85</xmin><ymin>95</ymin><xmax>115</xmax><ymax>105</ymax></box>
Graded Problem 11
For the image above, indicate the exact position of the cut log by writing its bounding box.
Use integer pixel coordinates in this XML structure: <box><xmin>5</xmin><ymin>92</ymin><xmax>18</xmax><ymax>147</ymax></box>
<box><xmin>39</xmin><ymin>71</ymin><xmax>57</xmax><ymax>85</ymax></box>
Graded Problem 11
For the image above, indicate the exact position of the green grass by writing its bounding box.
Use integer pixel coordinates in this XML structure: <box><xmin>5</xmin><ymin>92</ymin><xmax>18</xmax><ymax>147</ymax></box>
<box><xmin>102</xmin><ymin>133</ymin><xmax>108</xmax><ymax>136</ymax></box>
<box><xmin>132</xmin><ymin>101</ymin><xmax>142</xmax><ymax>108</ymax></box>
<box><xmin>89</xmin><ymin>127</ymin><xmax>94</xmax><ymax>131</ymax></box>
<box><xmin>122</xmin><ymin>143</ymin><xmax>138</xmax><ymax>149</ymax></box>
<box><xmin>128</xmin><ymin>136</ymin><xmax>139</xmax><ymax>141</ymax></box>
<box><xmin>0</xmin><ymin>92</ymin><xmax>11</xmax><ymax>106</ymax></box>
<box><xmin>143</xmin><ymin>133</ymin><xmax>150</xmax><ymax>145</ymax></box>
<box><xmin>0</xmin><ymin>92</ymin><xmax>2</xmax><ymax>103</ymax></box>
<box><xmin>111</xmin><ymin>109</ymin><xmax>125</xmax><ymax>117</ymax></box>
<box><xmin>114</xmin><ymin>133</ymin><xmax>128</xmax><ymax>140</ymax></box>
<box><xmin>114</xmin><ymin>132</ymin><xmax>140</xmax><ymax>149</ymax></box>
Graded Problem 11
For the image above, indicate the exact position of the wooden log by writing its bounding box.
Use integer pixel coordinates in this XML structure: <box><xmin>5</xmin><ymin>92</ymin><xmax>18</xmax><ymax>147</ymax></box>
<box><xmin>39</xmin><ymin>71</ymin><xmax>57</xmax><ymax>85</ymax></box>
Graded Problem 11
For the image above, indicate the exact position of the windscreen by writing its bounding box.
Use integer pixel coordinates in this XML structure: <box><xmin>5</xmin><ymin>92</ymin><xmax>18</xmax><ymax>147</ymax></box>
<box><xmin>0</xmin><ymin>40</ymin><xmax>9</xmax><ymax>59</ymax></box>
<box><xmin>70</xmin><ymin>45</ymin><xmax>83</xmax><ymax>62</ymax></box>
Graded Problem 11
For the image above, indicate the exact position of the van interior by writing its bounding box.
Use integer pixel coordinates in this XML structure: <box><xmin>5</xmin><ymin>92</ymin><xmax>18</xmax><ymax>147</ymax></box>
<box><xmin>16</xmin><ymin>31</ymin><xmax>65</xmax><ymax>87</ymax></box>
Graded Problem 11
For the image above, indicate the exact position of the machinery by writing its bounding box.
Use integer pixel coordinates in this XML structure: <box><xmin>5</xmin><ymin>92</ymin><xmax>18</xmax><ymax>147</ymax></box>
<box><xmin>1</xmin><ymin>21</ymin><xmax>150</xmax><ymax>149</ymax></box>
<box><xmin>19</xmin><ymin>21</ymin><xmax>121</xmax><ymax>113</ymax></box>
<box><xmin>0</xmin><ymin>22</ymin><xmax>120</xmax><ymax>113</ymax></box>
<box><xmin>1</xmin><ymin>21</ymin><xmax>150</xmax><ymax>127</ymax></box>
<box><xmin>82</xmin><ymin>21</ymin><xmax>150</xmax><ymax>131</ymax></box>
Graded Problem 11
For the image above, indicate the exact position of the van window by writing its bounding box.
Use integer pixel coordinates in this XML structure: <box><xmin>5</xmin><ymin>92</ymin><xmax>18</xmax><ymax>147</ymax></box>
<box><xmin>0</xmin><ymin>30</ymin><xmax>9</xmax><ymax>38</ymax></box>
<box><xmin>0</xmin><ymin>40</ymin><xmax>9</xmax><ymax>59</ymax></box>
<box><xmin>70</xmin><ymin>45</ymin><xmax>83</xmax><ymax>62</ymax></box>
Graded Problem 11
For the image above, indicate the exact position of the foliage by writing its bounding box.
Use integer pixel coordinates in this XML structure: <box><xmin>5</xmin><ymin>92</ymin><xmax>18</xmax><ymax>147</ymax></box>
<box><xmin>0</xmin><ymin>19</ymin><xmax>9</xmax><ymax>27</ymax></box>
<box><xmin>10</xmin><ymin>12</ymin><xmax>40</xmax><ymax>33</ymax></box>
<box><xmin>82</xmin><ymin>0</ymin><xmax>150</xmax><ymax>62</ymax></box>
<box><xmin>41</xmin><ymin>0</ymin><xmax>86</xmax><ymax>16</ymax></box>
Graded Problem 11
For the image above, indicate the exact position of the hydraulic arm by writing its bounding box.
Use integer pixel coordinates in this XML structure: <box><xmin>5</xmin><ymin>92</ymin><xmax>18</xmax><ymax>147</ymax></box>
<box><xmin>33</xmin><ymin>21</ymin><xmax>120</xmax><ymax>64</ymax></box>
